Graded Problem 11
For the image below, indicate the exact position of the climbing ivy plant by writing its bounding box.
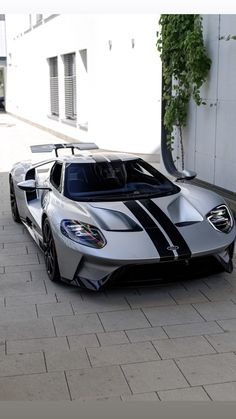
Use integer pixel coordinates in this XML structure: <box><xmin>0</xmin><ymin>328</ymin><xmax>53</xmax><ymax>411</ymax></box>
<box><xmin>157</xmin><ymin>15</ymin><xmax>211</xmax><ymax>170</ymax></box>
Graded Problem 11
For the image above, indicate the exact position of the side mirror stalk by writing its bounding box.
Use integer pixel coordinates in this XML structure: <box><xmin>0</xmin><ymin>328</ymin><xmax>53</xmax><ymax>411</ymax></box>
<box><xmin>17</xmin><ymin>180</ymin><xmax>52</xmax><ymax>192</ymax></box>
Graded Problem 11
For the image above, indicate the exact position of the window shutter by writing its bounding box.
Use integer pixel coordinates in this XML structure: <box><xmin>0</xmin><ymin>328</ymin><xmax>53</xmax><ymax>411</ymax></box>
<box><xmin>36</xmin><ymin>14</ymin><xmax>43</xmax><ymax>24</ymax></box>
<box><xmin>49</xmin><ymin>57</ymin><xmax>59</xmax><ymax>116</ymax></box>
<box><xmin>64</xmin><ymin>53</ymin><xmax>77</xmax><ymax>120</ymax></box>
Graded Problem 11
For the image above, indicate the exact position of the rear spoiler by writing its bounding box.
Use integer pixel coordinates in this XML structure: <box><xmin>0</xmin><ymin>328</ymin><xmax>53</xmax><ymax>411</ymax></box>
<box><xmin>30</xmin><ymin>142</ymin><xmax>98</xmax><ymax>157</ymax></box>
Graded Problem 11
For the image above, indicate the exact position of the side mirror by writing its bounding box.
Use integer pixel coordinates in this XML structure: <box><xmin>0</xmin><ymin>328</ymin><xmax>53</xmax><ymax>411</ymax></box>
<box><xmin>17</xmin><ymin>180</ymin><xmax>52</xmax><ymax>192</ymax></box>
<box><xmin>176</xmin><ymin>169</ymin><xmax>197</xmax><ymax>181</ymax></box>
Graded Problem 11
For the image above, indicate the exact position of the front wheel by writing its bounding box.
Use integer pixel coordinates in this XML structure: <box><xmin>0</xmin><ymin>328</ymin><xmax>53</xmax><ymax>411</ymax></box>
<box><xmin>9</xmin><ymin>177</ymin><xmax>21</xmax><ymax>223</ymax></box>
<box><xmin>43</xmin><ymin>218</ymin><xmax>60</xmax><ymax>282</ymax></box>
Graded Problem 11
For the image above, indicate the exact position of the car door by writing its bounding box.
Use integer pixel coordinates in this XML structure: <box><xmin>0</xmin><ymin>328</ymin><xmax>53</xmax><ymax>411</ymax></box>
<box><xmin>24</xmin><ymin>161</ymin><xmax>56</xmax><ymax>232</ymax></box>
<box><xmin>42</xmin><ymin>161</ymin><xmax>64</xmax><ymax>220</ymax></box>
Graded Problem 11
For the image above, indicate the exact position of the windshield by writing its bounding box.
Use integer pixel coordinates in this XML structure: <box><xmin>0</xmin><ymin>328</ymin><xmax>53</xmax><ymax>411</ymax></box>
<box><xmin>64</xmin><ymin>158</ymin><xmax>180</xmax><ymax>201</ymax></box>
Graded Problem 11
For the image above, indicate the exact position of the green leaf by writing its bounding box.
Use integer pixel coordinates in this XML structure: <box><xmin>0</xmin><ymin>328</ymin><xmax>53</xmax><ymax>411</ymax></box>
<box><xmin>156</xmin><ymin>14</ymin><xmax>211</xmax><ymax>170</ymax></box>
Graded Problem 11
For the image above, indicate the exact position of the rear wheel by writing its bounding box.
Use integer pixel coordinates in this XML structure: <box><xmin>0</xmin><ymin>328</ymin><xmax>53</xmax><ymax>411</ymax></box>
<box><xmin>43</xmin><ymin>218</ymin><xmax>60</xmax><ymax>282</ymax></box>
<box><xmin>9</xmin><ymin>177</ymin><xmax>21</xmax><ymax>223</ymax></box>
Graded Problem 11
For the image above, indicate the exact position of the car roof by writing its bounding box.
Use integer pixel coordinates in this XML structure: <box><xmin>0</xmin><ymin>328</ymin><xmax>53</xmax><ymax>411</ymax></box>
<box><xmin>57</xmin><ymin>152</ymin><xmax>139</xmax><ymax>164</ymax></box>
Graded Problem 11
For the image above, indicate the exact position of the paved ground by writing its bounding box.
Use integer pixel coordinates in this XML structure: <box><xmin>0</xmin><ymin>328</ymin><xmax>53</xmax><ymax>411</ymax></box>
<box><xmin>1</xmin><ymin>113</ymin><xmax>236</xmax><ymax>401</ymax></box>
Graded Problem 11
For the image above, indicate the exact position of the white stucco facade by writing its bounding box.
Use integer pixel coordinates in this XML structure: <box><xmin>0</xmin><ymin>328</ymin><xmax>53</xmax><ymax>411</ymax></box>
<box><xmin>0</xmin><ymin>14</ymin><xmax>6</xmax><ymax>98</ymax></box>
<box><xmin>0</xmin><ymin>18</ymin><xmax>6</xmax><ymax>57</ymax></box>
<box><xmin>4</xmin><ymin>14</ymin><xmax>162</xmax><ymax>158</ymax></box>
<box><xmin>182</xmin><ymin>14</ymin><xmax>236</xmax><ymax>193</ymax></box>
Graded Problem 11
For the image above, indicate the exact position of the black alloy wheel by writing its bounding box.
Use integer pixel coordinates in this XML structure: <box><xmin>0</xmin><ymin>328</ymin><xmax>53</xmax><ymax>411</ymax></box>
<box><xmin>43</xmin><ymin>218</ymin><xmax>60</xmax><ymax>282</ymax></box>
<box><xmin>9</xmin><ymin>177</ymin><xmax>21</xmax><ymax>223</ymax></box>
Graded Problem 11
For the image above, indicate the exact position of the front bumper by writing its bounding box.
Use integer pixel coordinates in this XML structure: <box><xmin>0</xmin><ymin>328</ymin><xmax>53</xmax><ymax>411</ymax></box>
<box><xmin>70</xmin><ymin>241</ymin><xmax>235</xmax><ymax>291</ymax></box>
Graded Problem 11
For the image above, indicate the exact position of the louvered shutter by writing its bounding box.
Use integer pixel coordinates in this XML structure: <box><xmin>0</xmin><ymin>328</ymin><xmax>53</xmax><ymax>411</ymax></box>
<box><xmin>64</xmin><ymin>53</ymin><xmax>77</xmax><ymax>120</ymax></box>
<box><xmin>49</xmin><ymin>57</ymin><xmax>59</xmax><ymax>116</ymax></box>
<box><xmin>36</xmin><ymin>14</ymin><xmax>43</xmax><ymax>24</ymax></box>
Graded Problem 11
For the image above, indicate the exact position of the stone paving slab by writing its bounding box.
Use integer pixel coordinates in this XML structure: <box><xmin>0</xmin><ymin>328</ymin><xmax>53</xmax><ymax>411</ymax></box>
<box><xmin>168</xmin><ymin>289</ymin><xmax>209</xmax><ymax>304</ymax></box>
<box><xmin>193</xmin><ymin>301</ymin><xmax>236</xmax><ymax>321</ymax></box>
<box><xmin>5</xmin><ymin>264</ymin><xmax>46</xmax><ymax>274</ymax></box>
<box><xmin>71</xmin><ymin>295</ymin><xmax>130</xmax><ymax>314</ymax></box>
<box><xmin>5</xmin><ymin>293</ymin><xmax>57</xmax><ymax>307</ymax></box>
<box><xmin>121</xmin><ymin>392</ymin><xmax>159</xmax><ymax>401</ymax></box>
<box><xmin>98</xmin><ymin>309</ymin><xmax>150</xmax><ymax>331</ymax></box>
<box><xmin>6</xmin><ymin>337</ymin><xmax>70</xmax><ymax>355</ymax></box>
<box><xmin>143</xmin><ymin>304</ymin><xmax>204</xmax><ymax>326</ymax></box>
<box><xmin>1</xmin><ymin>224</ymin><xmax>25</xmax><ymax>233</ymax></box>
<box><xmin>0</xmin><ymin>246</ymin><xmax>28</xmax><ymax>256</ymax></box>
<box><xmin>0</xmin><ymin>340</ymin><xmax>6</xmax><ymax>355</ymax></box>
<box><xmin>125</xmin><ymin>327</ymin><xmax>168</xmax><ymax>342</ymax></box>
<box><xmin>163</xmin><ymin>321</ymin><xmax>224</xmax><ymax>338</ymax></box>
<box><xmin>125</xmin><ymin>291</ymin><xmax>177</xmax><ymax>308</ymax></box>
<box><xmin>158</xmin><ymin>387</ymin><xmax>210</xmax><ymax>401</ymax></box>
<box><xmin>37</xmin><ymin>301</ymin><xmax>74</xmax><ymax>317</ymax></box>
<box><xmin>204</xmin><ymin>382</ymin><xmax>236</xmax><ymax>401</ymax></box>
<box><xmin>67</xmin><ymin>334</ymin><xmax>100</xmax><ymax>349</ymax></box>
<box><xmin>121</xmin><ymin>360</ymin><xmax>188</xmax><ymax>393</ymax></box>
<box><xmin>217</xmin><ymin>319</ymin><xmax>236</xmax><ymax>332</ymax></box>
<box><xmin>0</xmin><ymin>318</ymin><xmax>56</xmax><ymax>340</ymax></box>
<box><xmin>179</xmin><ymin>279</ymin><xmax>210</xmax><ymax>292</ymax></box>
<box><xmin>203</xmin><ymin>275</ymin><xmax>233</xmax><ymax>289</ymax></box>
<box><xmin>0</xmin><ymin>372</ymin><xmax>71</xmax><ymax>400</ymax></box>
<box><xmin>200</xmin><ymin>288</ymin><xmax>236</xmax><ymax>302</ymax></box>
<box><xmin>87</xmin><ymin>342</ymin><xmax>160</xmax><ymax>367</ymax></box>
<box><xmin>176</xmin><ymin>353</ymin><xmax>236</xmax><ymax>386</ymax></box>
<box><xmin>66</xmin><ymin>366</ymin><xmax>131</xmax><ymax>400</ymax></box>
<box><xmin>152</xmin><ymin>335</ymin><xmax>216</xmax><ymax>359</ymax></box>
<box><xmin>0</xmin><ymin>234</ymin><xmax>34</xmax><ymax>245</ymax></box>
<box><xmin>45</xmin><ymin>348</ymin><xmax>91</xmax><ymax>372</ymax></box>
<box><xmin>0</xmin><ymin>271</ymin><xmax>32</xmax><ymax>282</ymax></box>
<box><xmin>3</xmin><ymin>241</ymin><xmax>39</xmax><ymax>252</ymax></box>
<box><xmin>0</xmin><ymin>352</ymin><xmax>46</xmax><ymax>377</ymax></box>
<box><xmin>96</xmin><ymin>331</ymin><xmax>129</xmax><ymax>346</ymax></box>
<box><xmin>0</xmin><ymin>254</ymin><xmax>40</xmax><ymax>267</ymax></box>
<box><xmin>0</xmin><ymin>278</ymin><xmax>46</xmax><ymax>296</ymax></box>
<box><xmin>205</xmin><ymin>331</ymin><xmax>236</xmax><ymax>353</ymax></box>
<box><xmin>0</xmin><ymin>305</ymin><xmax>38</xmax><ymax>322</ymax></box>
<box><xmin>53</xmin><ymin>314</ymin><xmax>104</xmax><ymax>336</ymax></box>
<box><xmin>0</xmin><ymin>297</ymin><xmax>5</xmax><ymax>308</ymax></box>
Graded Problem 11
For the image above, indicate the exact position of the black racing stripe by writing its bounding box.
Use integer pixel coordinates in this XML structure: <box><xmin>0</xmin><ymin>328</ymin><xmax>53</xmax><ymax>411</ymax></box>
<box><xmin>124</xmin><ymin>200</ymin><xmax>175</xmax><ymax>261</ymax></box>
<box><xmin>139</xmin><ymin>199</ymin><xmax>191</xmax><ymax>259</ymax></box>
<box><xmin>92</xmin><ymin>154</ymin><xmax>108</xmax><ymax>163</ymax></box>
<box><xmin>104</xmin><ymin>154</ymin><xmax>122</xmax><ymax>162</ymax></box>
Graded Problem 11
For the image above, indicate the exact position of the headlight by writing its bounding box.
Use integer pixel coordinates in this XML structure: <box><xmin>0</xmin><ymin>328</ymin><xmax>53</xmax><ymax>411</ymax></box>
<box><xmin>207</xmin><ymin>205</ymin><xmax>234</xmax><ymax>233</ymax></box>
<box><xmin>60</xmin><ymin>220</ymin><xmax>106</xmax><ymax>248</ymax></box>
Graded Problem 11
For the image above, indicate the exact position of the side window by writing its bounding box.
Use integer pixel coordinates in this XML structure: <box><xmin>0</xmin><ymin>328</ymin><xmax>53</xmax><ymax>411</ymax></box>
<box><xmin>50</xmin><ymin>162</ymin><xmax>63</xmax><ymax>191</ymax></box>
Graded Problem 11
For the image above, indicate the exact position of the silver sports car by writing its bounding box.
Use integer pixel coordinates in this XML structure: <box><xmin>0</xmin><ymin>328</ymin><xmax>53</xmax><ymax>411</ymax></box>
<box><xmin>9</xmin><ymin>142</ymin><xmax>236</xmax><ymax>290</ymax></box>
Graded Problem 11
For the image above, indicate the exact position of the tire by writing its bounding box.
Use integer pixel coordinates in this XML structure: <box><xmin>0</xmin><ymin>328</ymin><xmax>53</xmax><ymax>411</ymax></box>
<box><xmin>9</xmin><ymin>177</ymin><xmax>21</xmax><ymax>223</ymax></box>
<box><xmin>43</xmin><ymin>218</ymin><xmax>61</xmax><ymax>282</ymax></box>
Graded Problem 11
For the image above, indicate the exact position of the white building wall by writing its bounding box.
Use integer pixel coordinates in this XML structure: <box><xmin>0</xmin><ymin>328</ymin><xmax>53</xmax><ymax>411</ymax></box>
<box><xmin>5</xmin><ymin>14</ymin><xmax>162</xmax><ymax>157</ymax></box>
<box><xmin>0</xmin><ymin>20</ymin><xmax>6</xmax><ymax>56</ymax></box>
<box><xmin>0</xmin><ymin>15</ymin><xmax>6</xmax><ymax>98</ymax></box>
<box><xmin>183</xmin><ymin>14</ymin><xmax>236</xmax><ymax>193</ymax></box>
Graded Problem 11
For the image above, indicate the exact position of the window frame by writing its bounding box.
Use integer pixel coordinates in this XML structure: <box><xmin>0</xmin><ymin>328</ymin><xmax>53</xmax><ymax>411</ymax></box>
<box><xmin>50</xmin><ymin>162</ymin><xmax>63</xmax><ymax>193</ymax></box>
<box><xmin>63</xmin><ymin>52</ymin><xmax>77</xmax><ymax>121</ymax></box>
<box><xmin>48</xmin><ymin>56</ymin><xmax>59</xmax><ymax>118</ymax></box>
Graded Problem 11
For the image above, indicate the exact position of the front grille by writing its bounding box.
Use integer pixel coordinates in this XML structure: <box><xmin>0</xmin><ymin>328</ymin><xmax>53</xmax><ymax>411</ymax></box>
<box><xmin>106</xmin><ymin>255</ymin><xmax>224</xmax><ymax>289</ymax></box>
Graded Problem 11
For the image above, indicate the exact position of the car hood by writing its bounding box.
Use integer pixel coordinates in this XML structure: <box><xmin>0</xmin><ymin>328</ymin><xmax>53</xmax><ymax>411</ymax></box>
<box><xmin>84</xmin><ymin>184</ymin><xmax>235</xmax><ymax>259</ymax></box>
<box><xmin>88</xmin><ymin>184</ymin><xmax>224</xmax><ymax>228</ymax></box>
